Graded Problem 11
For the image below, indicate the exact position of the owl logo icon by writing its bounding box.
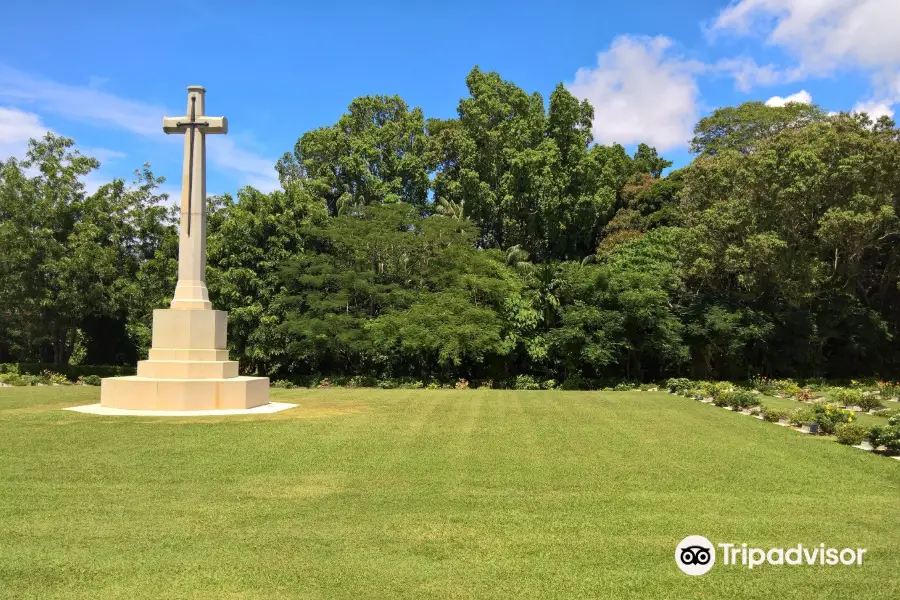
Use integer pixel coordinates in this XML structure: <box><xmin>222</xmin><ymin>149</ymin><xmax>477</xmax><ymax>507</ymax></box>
<box><xmin>675</xmin><ymin>536</ymin><xmax>716</xmax><ymax>575</ymax></box>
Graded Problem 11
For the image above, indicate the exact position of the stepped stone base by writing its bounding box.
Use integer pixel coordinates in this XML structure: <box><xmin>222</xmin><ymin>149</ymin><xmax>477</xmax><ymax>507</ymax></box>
<box><xmin>137</xmin><ymin>359</ymin><xmax>239</xmax><ymax>379</ymax></box>
<box><xmin>100</xmin><ymin>307</ymin><xmax>271</xmax><ymax>412</ymax></box>
<box><xmin>100</xmin><ymin>376</ymin><xmax>269</xmax><ymax>411</ymax></box>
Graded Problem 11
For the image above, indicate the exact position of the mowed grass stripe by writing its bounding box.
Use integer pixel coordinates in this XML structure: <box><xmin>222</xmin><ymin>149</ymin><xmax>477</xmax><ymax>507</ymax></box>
<box><xmin>0</xmin><ymin>387</ymin><xmax>897</xmax><ymax>599</ymax></box>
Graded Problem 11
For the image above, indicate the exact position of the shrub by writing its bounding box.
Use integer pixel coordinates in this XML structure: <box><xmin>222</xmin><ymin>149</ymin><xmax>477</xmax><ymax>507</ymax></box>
<box><xmin>2</xmin><ymin>363</ymin><xmax>135</xmax><ymax>381</ymax></box>
<box><xmin>790</xmin><ymin>403</ymin><xmax>854</xmax><ymax>434</ymax></box>
<box><xmin>828</xmin><ymin>387</ymin><xmax>862</xmax><ymax>407</ymax></box>
<box><xmin>317</xmin><ymin>378</ymin><xmax>332</xmax><ymax>388</ymax></box>
<box><xmin>81</xmin><ymin>375</ymin><xmax>102</xmax><ymax>386</ymax></box>
<box><xmin>613</xmin><ymin>382</ymin><xmax>638</xmax><ymax>391</ymax></box>
<box><xmin>762</xmin><ymin>407</ymin><xmax>791</xmax><ymax>422</ymax></box>
<box><xmin>772</xmin><ymin>379</ymin><xmax>801</xmax><ymax>397</ymax></box>
<box><xmin>878</xmin><ymin>381</ymin><xmax>900</xmax><ymax>400</ymax></box>
<box><xmin>397</xmin><ymin>380</ymin><xmax>424</xmax><ymax>389</ymax></box>
<box><xmin>666</xmin><ymin>378</ymin><xmax>692</xmax><ymax>393</ymax></box>
<box><xmin>272</xmin><ymin>380</ymin><xmax>295</xmax><ymax>389</ymax></box>
<box><xmin>849</xmin><ymin>378</ymin><xmax>879</xmax><ymax>391</ymax></box>
<box><xmin>835</xmin><ymin>423</ymin><xmax>870</xmax><ymax>446</ymax></box>
<box><xmin>0</xmin><ymin>373</ymin><xmax>27</xmax><ymax>386</ymax></box>
<box><xmin>514</xmin><ymin>375</ymin><xmax>541</xmax><ymax>390</ymax></box>
<box><xmin>347</xmin><ymin>375</ymin><xmax>377</xmax><ymax>388</ymax></box>
<box><xmin>749</xmin><ymin>375</ymin><xmax>775</xmax><ymax>395</ymax></box>
<box><xmin>869</xmin><ymin>416</ymin><xmax>900</xmax><ymax>452</ymax></box>
<box><xmin>822</xmin><ymin>405</ymin><xmax>857</xmax><ymax>434</ymax></box>
<box><xmin>722</xmin><ymin>390</ymin><xmax>759</xmax><ymax>410</ymax></box>
<box><xmin>803</xmin><ymin>378</ymin><xmax>828</xmax><ymax>392</ymax></box>
<box><xmin>856</xmin><ymin>395</ymin><xmax>884</xmax><ymax>412</ymax></box>
<box><xmin>790</xmin><ymin>406</ymin><xmax>816</xmax><ymax>427</ymax></box>
<box><xmin>753</xmin><ymin>377</ymin><xmax>801</xmax><ymax>396</ymax></box>
<box><xmin>426</xmin><ymin>382</ymin><xmax>440</xmax><ymax>390</ymax></box>
<box><xmin>707</xmin><ymin>383</ymin><xmax>734</xmax><ymax>405</ymax></box>
<box><xmin>377</xmin><ymin>379</ymin><xmax>397</xmax><ymax>389</ymax></box>
<box><xmin>870</xmin><ymin>427</ymin><xmax>900</xmax><ymax>452</ymax></box>
<box><xmin>541</xmin><ymin>379</ymin><xmax>557</xmax><ymax>390</ymax></box>
<box><xmin>795</xmin><ymin>389</ymin><xmax>815</xmax><ymax>402</ymax></box>
<box><xmin>560</xmin><ymin>375</ymin><xmax>589</xmax><ymax>390</ymax></box>
<box><xmin>0</xmin><ymin>372</ymin><xmax>46</xmax><ymax>386</ymax></box>
<box><xmin>711</xmin><ymin>395</ymin><xmax>729</xmax><ymax>407</ymax></box>
<box><xmin>455</xmin><ymin>379</ymin><xmax>469</xmax><ymax>390</ymax></box>
<box><xmin>711</xmin><ymin>382</ymin><xmax>733</xmax><ymax>401</ymax></box>
<box><xmin>41</xmin><ymin>370</ymin><xmax>71</xmax><ymax>386</ymax></box>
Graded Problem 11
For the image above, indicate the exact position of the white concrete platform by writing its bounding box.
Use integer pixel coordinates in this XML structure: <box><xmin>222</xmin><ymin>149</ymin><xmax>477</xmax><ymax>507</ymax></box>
<box><xmin>63</xmin><ymin>401</ymin><xmax>297</xmax><ymax>417</ymax></box>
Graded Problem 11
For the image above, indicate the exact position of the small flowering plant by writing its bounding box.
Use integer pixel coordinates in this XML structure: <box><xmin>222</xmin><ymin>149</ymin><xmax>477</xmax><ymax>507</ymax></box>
<box><xmin>819</xmin><ymin>404</ymin><xmax>855</xmax><ymax>434</ymax></box>
<box><xmin>791</xmin><ymin>403</ymin><xmax>854</xmax><ymax>434</ymax></box>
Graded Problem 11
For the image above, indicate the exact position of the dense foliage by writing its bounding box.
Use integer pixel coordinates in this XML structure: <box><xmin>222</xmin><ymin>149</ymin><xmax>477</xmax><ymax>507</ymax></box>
<box><xmin>2</xmin><ymin>67</ymin><xmax>900</xmax><ymax>385</ymax></box>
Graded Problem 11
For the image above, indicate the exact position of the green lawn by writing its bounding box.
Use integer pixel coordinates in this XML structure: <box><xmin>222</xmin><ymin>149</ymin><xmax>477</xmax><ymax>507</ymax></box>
<box><xmin>1</xmin><ymin>387</ymin><xmax>898</xmax><ymax>599</ymax></box>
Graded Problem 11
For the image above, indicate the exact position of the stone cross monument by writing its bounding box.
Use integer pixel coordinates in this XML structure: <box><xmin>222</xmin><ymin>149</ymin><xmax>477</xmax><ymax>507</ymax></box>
<box><xmin>100</xmin><ymin>86</ymin><xmax>270</xmax><ymax>411</ymax></box>
<box><xmin>162</xmin><ymin>85</ymin><xmax>226</xmax><ymax>310</ymax></box>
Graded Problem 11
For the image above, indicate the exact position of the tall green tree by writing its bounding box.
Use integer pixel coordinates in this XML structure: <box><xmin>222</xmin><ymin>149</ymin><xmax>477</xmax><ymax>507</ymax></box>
<box><xmin>429</xmin><ymin>70</ymin><xmax>619</xmax><ymax>261</ymax></box>
<box><xmin>689</xmin><ymin>101</ymin><xmax>825</xmax><ymax>156</ymax></box>
<box><xmin>0</xmin><ymin>135</ymin><xmax>171</xmax><ymax>364</ymax></box>
<box><xmin>681</xmin><ymin>111</ymin><xmax>900</xmax><ymax>377</ymax></box>
<box><xmin>278</xmin><ymin>203</ymin><xmax>520</xmax><ymax>379</ymax></box>
<box><xmin>276</xmin><ymin>96</ymin><xmax>430</xmax><ymax>216</ymax></box>
<box><xmin>206</xmin><ymin>185</ymin><xmax>326</xmax><ymax>375</ymax></box>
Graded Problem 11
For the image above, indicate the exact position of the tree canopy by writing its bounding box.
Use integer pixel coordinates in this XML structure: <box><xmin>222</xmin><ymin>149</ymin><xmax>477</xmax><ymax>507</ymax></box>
<box><xmin>3</xmin><ymin>68</ymin><xmax>899</xmax><ymax>385</ymax></box>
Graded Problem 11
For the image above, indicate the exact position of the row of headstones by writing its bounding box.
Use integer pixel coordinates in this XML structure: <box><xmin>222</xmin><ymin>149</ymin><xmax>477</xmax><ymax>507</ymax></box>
<box><xmin>677</xmin><ymin>392</ymin><xmax>900</xmax><ymax>461</ymax></box>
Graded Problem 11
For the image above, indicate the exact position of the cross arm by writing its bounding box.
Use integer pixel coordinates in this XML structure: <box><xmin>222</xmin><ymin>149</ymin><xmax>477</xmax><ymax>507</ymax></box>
<box><xmin>162</xmin><ymin>116</ymin><xmax>228</xmax><ymax>134</ymax></box>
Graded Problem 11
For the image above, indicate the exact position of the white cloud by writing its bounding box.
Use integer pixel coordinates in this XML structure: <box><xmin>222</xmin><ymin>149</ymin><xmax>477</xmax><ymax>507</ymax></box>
<box><xmin>711</xmin><ymin>0</ymin><xmax>900</xmax><ymax>76</ymax></box>
<box><xmin>567</xmin><ymin>36</ymin><xmax>703</xmax><ymax>150</ymax></box>
<box><xmin>714</xmin><ymin>57</ymin><xmax>782</xmax><ymax>92</ymax></box>
<box><xmin>711</xmin><ymin>1</ymin><xmax>900</xmax><ymax>118</ymax></box>
<box><xmin>851</xmin><ymin>100</ymin><xmax>894</xmax><ymax>120</ymax></box>
<box><xmin>0</xmin><ymin>65</ymin><xmax>163</xmax><ymax>136</ymax></box>
<box><xmin>0</xmin><ymin>106</ymin><xmax>51</xmax><ymax>161</ymax></box>
<box><xmin>0</xmin><ymin>65</ymin><xmax>279</xmax><ymax>190</ymax></box>
<box><xmin>209</xmin><ymin>136</ymin><xmax>280</xmax><ymax>192</ymax></box>
<box><xmin>764</xmin><ymin>89</ymin><xmax>812</xmax><ymax>106</ymax></box>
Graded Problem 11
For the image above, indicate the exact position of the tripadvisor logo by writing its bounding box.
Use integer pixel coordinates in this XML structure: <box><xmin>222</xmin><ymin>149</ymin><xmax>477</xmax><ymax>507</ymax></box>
<box><xmin>675</xmin><ymin>536</ymin><xmax>867</xmax><ymax>576</ymax></box>
<box><xmin>676</xmin><ymin>535</ymin><xmax>716</xmax><ymax>575</ymax></box>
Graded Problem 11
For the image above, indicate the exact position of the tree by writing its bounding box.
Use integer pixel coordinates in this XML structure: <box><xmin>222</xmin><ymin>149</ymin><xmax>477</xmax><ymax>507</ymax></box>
<box><xmin>681</xmin><ymin>112</ymin><xmax>900</xmax><ymax>377</ymax></box>
<box><xmin>598</xmin><ymin>228</ymin><xmax>689</xmax><ymax>378</ymax></box>
<box><xmin>0</xmin><ymin>135</ymin><xmax>171</xmax><ymax>364</ymax></box>
<box><xmin>689</xmin><ymin>101</ymin><xmax>825</xmax><ymax>156</ymax></box>
<box><xmin>276</xmin><ymin>96</ymin><xmax>430</xmax><ymax>216</ymax></box>
<box><xmin>278</xmin><ymin>203</ymin><xmax>520</xmax><ymax>379</ymax></box>
<box><xmin>632</xmin><ymin>143</ymin><xmax>672</xmax><ymax>178</ymax></box>
<box><xmin>206</xmin><ymin>185</ymin><xmax>326</xmax><ymax>375</ymax></box>
<box><xmin>429</xmin><ymin>70</ymin><xmax>618</xmax><ymax>261</ymax></box>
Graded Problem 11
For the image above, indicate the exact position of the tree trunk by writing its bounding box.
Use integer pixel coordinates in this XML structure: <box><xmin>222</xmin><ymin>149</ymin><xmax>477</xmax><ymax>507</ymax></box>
<box><xmin>52</xmin><ymin>325</ymin><xmax>74</xmax><ymax>366</ymax></box>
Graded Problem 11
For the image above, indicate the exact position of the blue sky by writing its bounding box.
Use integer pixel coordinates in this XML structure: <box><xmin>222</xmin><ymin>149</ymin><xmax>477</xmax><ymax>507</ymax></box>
<box><xmin>1</xmin><ymin>0</ymin><xmax>898</xmax><ymax>198</ymax></box>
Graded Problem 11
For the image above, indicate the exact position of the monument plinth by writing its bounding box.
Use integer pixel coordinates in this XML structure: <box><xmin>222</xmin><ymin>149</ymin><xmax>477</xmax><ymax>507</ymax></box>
<box><xmin>101</xmin><ymin>86</ymin><xmax>270</xmax><ymax>411</ymax></box>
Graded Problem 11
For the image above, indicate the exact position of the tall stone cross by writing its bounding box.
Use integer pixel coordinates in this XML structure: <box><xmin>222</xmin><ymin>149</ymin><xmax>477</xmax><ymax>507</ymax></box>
<box><xmin>162</xmin><ymin>86</ymin><xmax>227</xmax><ymax>310</ymax></box>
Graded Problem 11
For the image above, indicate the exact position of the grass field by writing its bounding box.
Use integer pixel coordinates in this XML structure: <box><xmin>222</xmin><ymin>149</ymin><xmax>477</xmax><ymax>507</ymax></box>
<box><xmin>1</xmin><ymin>387</ymin><xmax>898</xmax><ymax>599</ymax></box>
